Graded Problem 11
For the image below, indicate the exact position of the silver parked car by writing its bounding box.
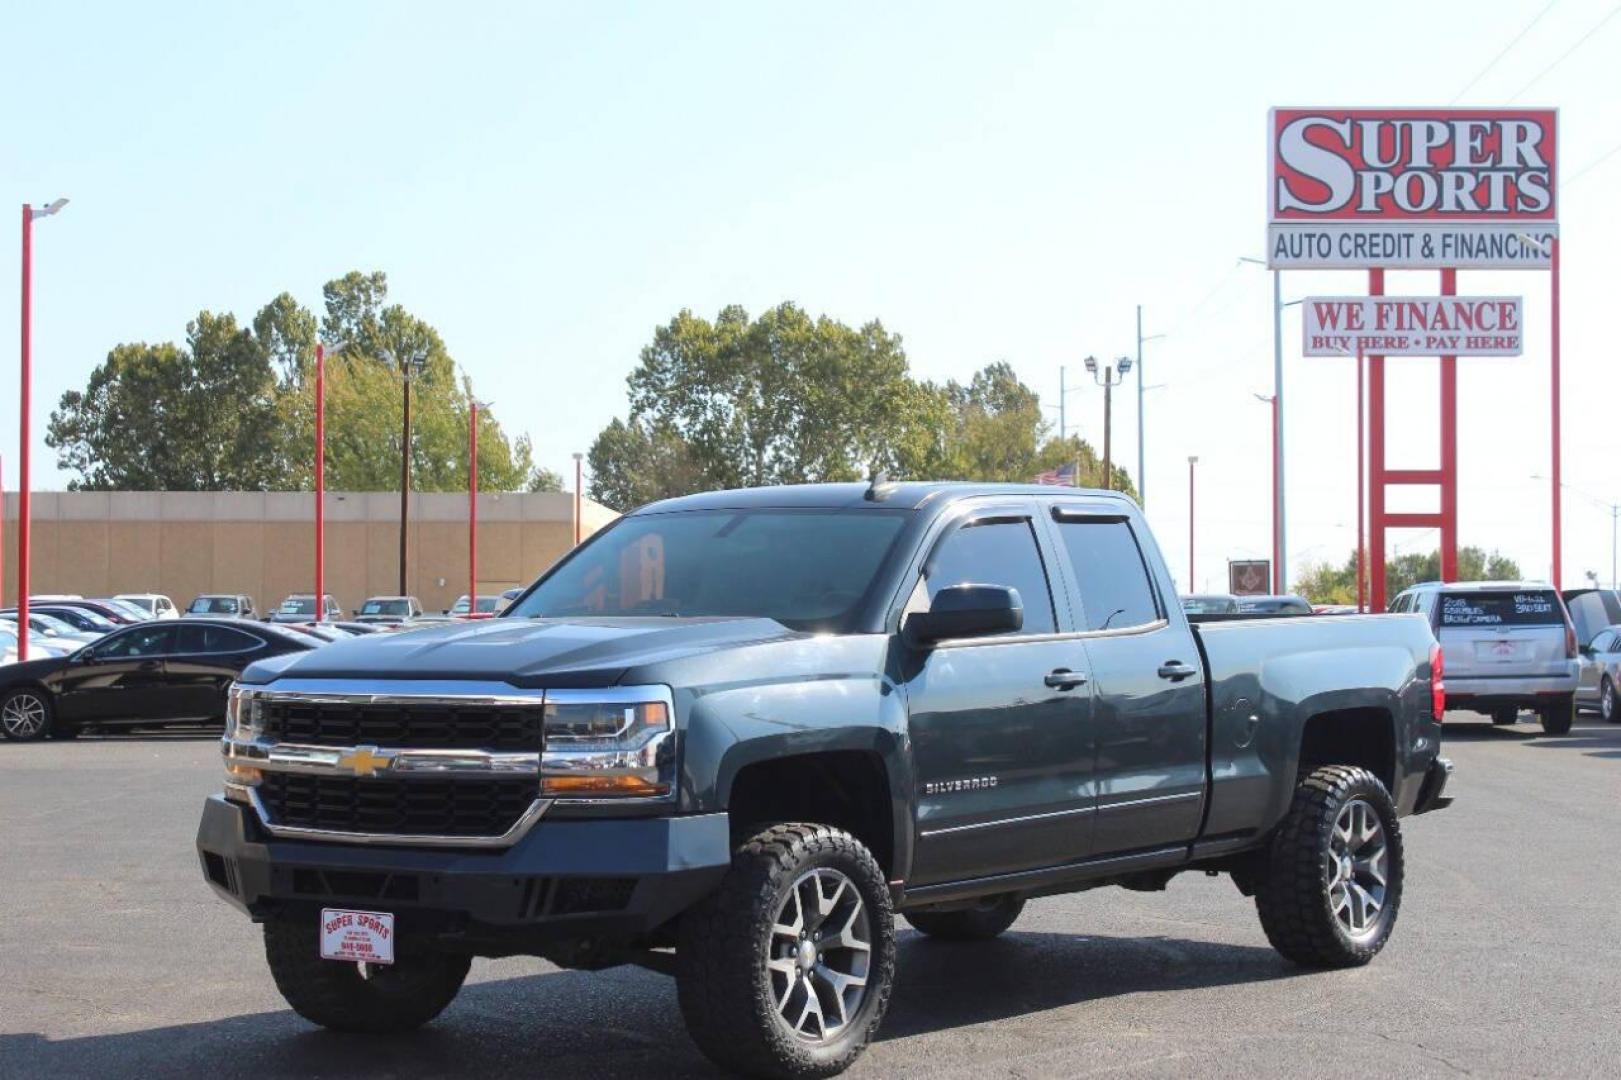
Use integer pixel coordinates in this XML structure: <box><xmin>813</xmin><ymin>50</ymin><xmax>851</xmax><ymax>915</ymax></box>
<box><xmin>1389</xmin><ymin>580</ymin><xmax>1580</xmax><ymax>734</ymax></box>
<box><xmin>1576</xmin><ymin>624</ymin><xmax>1621</xmax><ymax>722</ymax></box>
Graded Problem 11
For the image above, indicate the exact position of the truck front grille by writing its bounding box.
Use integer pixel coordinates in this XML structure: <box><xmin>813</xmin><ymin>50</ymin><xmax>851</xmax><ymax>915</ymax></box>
<box><xmin>258</xmin><ymin>773</ymin><xmax>538</xmax><ymax>838</ymax></box>
<box><xmin>262</xmin><ymin>699</ymin><xmax>542</xmax><ymax>751</ymax></box>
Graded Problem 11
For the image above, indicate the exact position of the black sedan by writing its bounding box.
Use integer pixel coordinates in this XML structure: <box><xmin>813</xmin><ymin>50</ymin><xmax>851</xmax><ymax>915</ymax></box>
<box><xmin>0</xmin><ymin>619</ymin><xmax>317</xmax><ymax>741</ymax></box>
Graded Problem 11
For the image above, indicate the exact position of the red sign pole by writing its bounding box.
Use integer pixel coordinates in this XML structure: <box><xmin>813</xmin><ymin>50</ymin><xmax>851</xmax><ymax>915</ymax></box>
<box><xmin>1356</xmin><ymin>341</ymin><xmax>1365</xmax><ymax>613</ymax></box>
<box><xmin>1550</xmin><ymin>237</ymin><xmax>1563</xmax><ymax>586</ymax></box>
<box><xmin>1368</xmin><ymin>269</ymin><xmax>1387</xmax><ymax>613</ymax></box>
<box><xmin>1440</xmin><ymin>269</ymin><xmax>1459</xmax><ymax>582</ymax></box>
<box><xmin>314</xmin><ymin>343</ymin><xmax>326</xmax><ymax>620</ymax></box>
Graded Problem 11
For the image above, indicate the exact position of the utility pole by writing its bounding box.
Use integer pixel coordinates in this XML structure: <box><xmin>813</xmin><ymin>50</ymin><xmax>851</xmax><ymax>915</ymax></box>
<box><xmin>1188</xmin><ymin>456</ymin><xmax>1199</xmax><ymax>592</ymax></box>
<box><xmin>382</xmin><ymin>347</ymin><xmax>425</xmax><ymax>596</ymax></box>
<box><xmin>1084</xmin><ymin>355</ymin><xmax>1132</xmax><ymax>491</ymax></box>
<box><xmin>1058</xmin><ymin>366</ymin><xmax>1067</xmax><ymax>441</ymax></box>
<box><xmin>1135</xmin><ymin>306</ymin><xmax>1164</xmax><ymax>506</ymax></box>
<box><xmin>573</xmin><ymin>452</ymin><xmax>585</xmax><ymax>546</ymax></box>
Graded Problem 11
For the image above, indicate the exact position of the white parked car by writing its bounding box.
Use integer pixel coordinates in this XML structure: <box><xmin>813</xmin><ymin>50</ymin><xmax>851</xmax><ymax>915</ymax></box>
<box><xmin>114</xmin><ymin>593</ymin><xmax>179</xmax><ymax>620</ymax></box>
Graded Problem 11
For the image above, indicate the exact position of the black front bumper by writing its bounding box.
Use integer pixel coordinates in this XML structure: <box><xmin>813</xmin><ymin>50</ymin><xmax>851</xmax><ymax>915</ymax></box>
<box><xmin>196</xmin><ymin>795</ymin><xmax>731</xmax><ymax>954</ymax></box>
<box><xmin>1412</xmin><ymin>756</ymin><xmax>1454</xmax><ymax>815</ymax></box>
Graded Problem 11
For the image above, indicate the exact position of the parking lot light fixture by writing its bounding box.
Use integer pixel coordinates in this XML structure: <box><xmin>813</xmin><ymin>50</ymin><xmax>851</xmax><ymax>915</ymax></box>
<box><xmin>18</xmin><ymin>198</ymin><xmax>69</xmax><ymax>661</ymax></box>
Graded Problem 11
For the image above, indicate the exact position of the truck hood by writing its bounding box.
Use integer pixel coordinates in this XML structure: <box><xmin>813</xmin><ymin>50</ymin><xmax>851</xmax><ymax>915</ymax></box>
<box><xmin>245</xmin><ymin>616</ymin><xmax>804</xmax><ymax>688</ymax></box>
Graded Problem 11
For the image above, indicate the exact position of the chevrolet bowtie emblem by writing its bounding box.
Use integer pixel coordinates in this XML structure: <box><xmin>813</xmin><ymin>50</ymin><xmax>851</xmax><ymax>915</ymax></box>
<box><xmin>336</xmin><ymin>745</ymin><xmax>393</xmax><ymax>778</ymax></box>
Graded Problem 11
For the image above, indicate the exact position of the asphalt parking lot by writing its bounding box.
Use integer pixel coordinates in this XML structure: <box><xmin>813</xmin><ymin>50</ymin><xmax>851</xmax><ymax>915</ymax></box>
<box><xmin>3</xmin><ymin>713</ymin><xmax>1619</xmax><ymax>1080</ymax></box>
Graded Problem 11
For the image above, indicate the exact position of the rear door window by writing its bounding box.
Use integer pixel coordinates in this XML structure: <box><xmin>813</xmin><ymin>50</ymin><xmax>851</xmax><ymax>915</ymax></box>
<box><xmin>176</xmin><ymin>625</ymin><xmax>261</xmax><ymax>654</ymax></box>
<box><xmin>1438</xmin><ymin>591</ymin><xmax>1563</xmax><ymax>628</ymax></box>
<box><xmin>1053</xmin><ymin>518</ymin><xmax>1162</xmax><ymax>631</ymax></box>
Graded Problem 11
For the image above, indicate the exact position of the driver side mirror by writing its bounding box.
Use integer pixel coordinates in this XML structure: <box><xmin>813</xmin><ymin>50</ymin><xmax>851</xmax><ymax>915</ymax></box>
<box><xmin>904</xmin><ymin>584</ymin><xmax>1023</xmax><ymax>646</ymax></box>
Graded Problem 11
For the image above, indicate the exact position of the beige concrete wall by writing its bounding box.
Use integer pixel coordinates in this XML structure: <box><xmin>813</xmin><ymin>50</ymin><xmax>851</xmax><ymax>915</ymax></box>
<box><xmin>1</xmin><ymin>491</ymin><xmax>617</xmax><ymax>616</ymax></box>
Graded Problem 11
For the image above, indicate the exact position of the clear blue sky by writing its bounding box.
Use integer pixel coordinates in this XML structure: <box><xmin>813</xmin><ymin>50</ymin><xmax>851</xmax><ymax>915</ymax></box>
<box><xmin>4</xmin><ymin>0</ymin><xmax>1619</xmax><ymax>587</ymax></box>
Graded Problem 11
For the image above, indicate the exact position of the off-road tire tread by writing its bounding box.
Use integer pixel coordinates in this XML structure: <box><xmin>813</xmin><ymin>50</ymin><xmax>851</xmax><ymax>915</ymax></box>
<box><xmin>263</xmin><ymin>917</ymin><xmax>470</xmax><ymax>1033</ymax></box>
<box><xmin>906</xmin><ymin>896</ymin><xmax>1025</xmax><ymax>941</ymax></box>
<box><xmin>1254</xmin><ymin>765</ymin><xmax>1403</xmax><ymax>969</ymax></box>
<box><xmin>677</xmin><ymin>822</ymin><xmax>896</xmax><ymax>1079</ymax></box>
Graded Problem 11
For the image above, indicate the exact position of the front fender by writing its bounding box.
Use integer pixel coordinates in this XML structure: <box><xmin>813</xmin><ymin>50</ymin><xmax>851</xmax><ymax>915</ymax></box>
<box><xmin>678</xmin><ymin>673</ymin><xmax>914</xmax><ymax>879</ymax></box>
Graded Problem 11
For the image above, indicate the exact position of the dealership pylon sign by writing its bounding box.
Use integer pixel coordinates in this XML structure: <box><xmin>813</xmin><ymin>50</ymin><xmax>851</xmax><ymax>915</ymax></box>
<box><xmin>1268</xmin><ymin>108</ymin><xmax>1557</xmax><ymax>270</ymax></box>
<box><xmin>1266</xmin><ymin>106</ymin><xmax>1561</xmax><ymax>610</ymax></box>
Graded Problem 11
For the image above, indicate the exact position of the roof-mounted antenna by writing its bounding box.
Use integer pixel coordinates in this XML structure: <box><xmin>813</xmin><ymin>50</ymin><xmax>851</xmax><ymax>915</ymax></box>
<box><xmin>864</xmin><ymin>468</ymin><xmax>897</xmax><ymax>502</ymax></box>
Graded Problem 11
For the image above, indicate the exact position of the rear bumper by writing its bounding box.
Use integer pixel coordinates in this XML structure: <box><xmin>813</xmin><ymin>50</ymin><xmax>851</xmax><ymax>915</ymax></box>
<box><xmin>196</xmin><ymin>795</ymin><xmax>731</xmax><ymax>954</ymax></box>
<box><xmin>1412</xmin><ymin>756</ymin><xmax>1454</xmax><ymax>815</ymax></box>
<box><xmin>1447</xmin><ymin>670</ymin><xmax>1577</xmax><ymax>704</ymax></box>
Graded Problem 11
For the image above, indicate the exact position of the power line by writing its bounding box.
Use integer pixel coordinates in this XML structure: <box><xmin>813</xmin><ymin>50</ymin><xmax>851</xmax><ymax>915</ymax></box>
<box><xmin>1508</xmin><ymin>0</ymin><xmax>1621</xmax><ymax>101</ymax></box>
<box><xmin>1450</xmin><ymin>0</ymin><xmax>1561</xmax><ymax>103</ymax></box>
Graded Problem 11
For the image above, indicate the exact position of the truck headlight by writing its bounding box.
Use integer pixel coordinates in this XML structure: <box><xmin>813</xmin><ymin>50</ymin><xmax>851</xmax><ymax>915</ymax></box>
<box><xmin>541</xmin><ymin>690</ymin><xmax>676</xmax><ymax>799</ymax></box>
<box><xmin>226</xmin><ymin>684</ymin><xmax>265</xmax><ymax>741</ymax></box>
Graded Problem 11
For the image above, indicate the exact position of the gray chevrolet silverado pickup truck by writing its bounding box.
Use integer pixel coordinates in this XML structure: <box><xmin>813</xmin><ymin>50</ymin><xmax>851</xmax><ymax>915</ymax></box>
<box><xmin>199</xmin><ymin>481</ymin><xmax>1452</xmax><ymax>1078</ymax></box>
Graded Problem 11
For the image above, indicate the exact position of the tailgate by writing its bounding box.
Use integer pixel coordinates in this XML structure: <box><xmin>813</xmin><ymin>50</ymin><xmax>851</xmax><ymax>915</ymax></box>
<box><xmin>1436</xmin><ymin>589</ymin><xmax>1570</xmax><ymax>678</ymax></box>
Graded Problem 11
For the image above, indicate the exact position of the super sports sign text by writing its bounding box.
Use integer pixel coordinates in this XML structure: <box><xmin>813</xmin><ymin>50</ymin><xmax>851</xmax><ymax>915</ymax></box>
<box><xmin>1267</xmin><ymin>108</ymin><xmax>1557</xmax><ymax>270</ymax></box>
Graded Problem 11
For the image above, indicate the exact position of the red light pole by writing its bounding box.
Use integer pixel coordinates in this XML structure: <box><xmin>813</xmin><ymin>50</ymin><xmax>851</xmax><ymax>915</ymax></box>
<box><xmin>1550</xmin><ymin>237</ymin><xmax>1562</xmax><ymax>586</ymax></box>
<box><xmin>314</xmin><ymin>343</ymin><xmax>326</xmax><ymax>621</ymax></box>
<box><xmin>17</xmin><ymin>198</ymin><xmax>68</xmax><ymax>660</ymax></box>
<box><xmin>1356</xmin><ymin>342</ymin><xmax>1366</xmax><ymax>613</ymax></box>
<box><xmin>469</xmin><ymin>400</ymin><xmax>483</xmax><ymax>611</ymax></box>
<box><xmin>1187</xmin><ymin>455</ymin><xmax>1198</xmax><ymax>592</ymax></box>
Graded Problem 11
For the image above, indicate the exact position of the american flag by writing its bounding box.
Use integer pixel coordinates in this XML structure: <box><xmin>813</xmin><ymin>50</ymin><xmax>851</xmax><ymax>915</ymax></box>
<box><xmin>1033</xmin><ymin>462</ymin><xmax>1078</xmax><ymax>486</ymax></box>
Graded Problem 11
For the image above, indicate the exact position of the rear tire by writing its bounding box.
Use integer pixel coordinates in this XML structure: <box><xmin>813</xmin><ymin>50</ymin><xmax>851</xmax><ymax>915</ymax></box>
<box><xmin>263</xmin><ymin>916</ymin><xmax>470</xmax><ymax>1033</ymax></box>
<box><xmin>0</xmin><ymin>687</ymin><xmax>55</xmax><ymax>742</ymax></box>
<box><xmin>906</xmin><ymin>895</ymin><xmax>1025</xmax><ymax>941</ymax></box>
<box><xmin>1254</xmin><ymin>766</ymin><xmax>1404</xmax><ymax>969</ymax></box>
<box><xmin>677</xmin><ymin>823</ymin><xmax>896</xmax><ymax>1079</ymax></box>
<box><xmin>1539</xmin><ymin>696</ymin><xmax>1575</xmax><ymax>736</ymax></box>
<box><xmin>1601</xmin><ymin>678</ymin><xmax>1617</xmax><ymax>724</ymax></box>
<box><xmin>1490</xmin><ymin>706</ymin><xmax>1519</xmax><ymax>726</ymax></box>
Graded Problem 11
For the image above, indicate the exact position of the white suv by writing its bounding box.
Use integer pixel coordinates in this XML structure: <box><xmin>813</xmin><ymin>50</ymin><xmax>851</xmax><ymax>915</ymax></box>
<box><xmin>1389</xmin><ymin>580</ymin><xmax>1580</xmax><ymax>734</ymax></box>
<box><xmin>114</xmin><ymin>593</ymin><xmax>179</xmax><ymax>620</ymax></box>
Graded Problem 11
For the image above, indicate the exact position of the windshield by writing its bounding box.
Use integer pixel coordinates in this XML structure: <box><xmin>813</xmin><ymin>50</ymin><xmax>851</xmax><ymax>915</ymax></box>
<box><xmin>1439</xmin><ymin>590</ymin><xmax>1563</xmax><ymax>627</ymax></box>
<box><xmin>279</xmin><ymin>597</ymin><xmax>317</xmax><ymax>615</ymax></box>
<box><xmin>507</xmin><ymin>508</ymin><xmax>910</xmax><ymax>632</ymax></box>
<box><xmin>116</xmin><ymin>597</ymin><xmax>157</xmax><ymax>614</ymax></box>
<box><xmin>362</xmin><ymin>599</ymin><xmax>411</xmax><ymax>616</ymax></box>
<box><xmin>189</xmin><ymin>597</ymin><xmax>239</xmax><ymax>614</ymax></box>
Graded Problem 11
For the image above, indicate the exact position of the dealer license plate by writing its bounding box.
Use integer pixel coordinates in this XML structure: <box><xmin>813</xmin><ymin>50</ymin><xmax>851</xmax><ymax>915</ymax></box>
<box><xmin>320</xmin><ymin>908</ymin><xmax>395</xmax><ymax>965</ymax></box>
<box><xmin>1475</xmin><ymin>639</ymin><xmax>1528</xmax><ymax>663</ymax></box>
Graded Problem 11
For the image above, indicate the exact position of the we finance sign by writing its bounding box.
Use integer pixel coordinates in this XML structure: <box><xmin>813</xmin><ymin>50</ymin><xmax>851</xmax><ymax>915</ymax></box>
<box><xmin>1302</xmin><ymin>296</ymin><xmax>1523</xmax><ymax>357</ymax></box>
<box><xmin>1268</xmin><ymin>108</ymin><xmax>1557</xmax><ymax>270</ymax></box>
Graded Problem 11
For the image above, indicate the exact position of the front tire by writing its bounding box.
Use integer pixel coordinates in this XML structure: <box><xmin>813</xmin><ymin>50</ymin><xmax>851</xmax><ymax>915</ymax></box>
<box><xmin>1255</xmin><ymin>766</ymin><xmax>1404</xmax><ymax>969</ymax></box>
<box><xmin>906</xmin><ymin>895</ymin><xmax>1025</xmax><ymax>941</ymax></box>
<box><xmin>1539</xmin><ymin>695</ymin><xmax>1575</xmax><ymax>735</ymax></box>
<box><xmin>0</xmin><ymin>687</ymin><xmax>55</xmax><ymax>742</ymax></box>
<box><xmin>677</xmin><ymin>823</ymin><xmax>896</xmax><ymax>1079</ymax></box>
<box><xmin>263</xmin><ymin>917</ymin><xmax>470</xmax><ymax>1033</ymax></box>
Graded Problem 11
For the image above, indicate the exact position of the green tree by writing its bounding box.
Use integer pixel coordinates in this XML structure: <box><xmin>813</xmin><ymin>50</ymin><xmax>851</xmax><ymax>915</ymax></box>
<box><xmin>589</xmin><ymin>303</ymin><xmax>1124</xmax><ymax>509</ymax></box>
<box><xmin>50</xmin><ymin>271</ymin><xmax>544</xmax><ymax>493</ymax></box>
<box><xmin>1294</xmin><ymin>546</ymin><xmax>1523</xmax><ymax>605</ymax></box>
<box><xmin>47</xmin><ymin>312</ymin><xmax>284</xmax><ymax>491</ymax></box>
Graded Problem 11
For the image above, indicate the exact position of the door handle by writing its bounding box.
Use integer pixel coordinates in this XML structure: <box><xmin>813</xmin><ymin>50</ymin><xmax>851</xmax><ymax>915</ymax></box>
<box><xmin>1157</xmin><ymin>661</ymin><xmax>1198</xmax><ymax>681</ymax></box>
<box><xmin>1044</xmin><ymin>668</ymin><xmax>1088</xmax><ymax>690</ymax></box>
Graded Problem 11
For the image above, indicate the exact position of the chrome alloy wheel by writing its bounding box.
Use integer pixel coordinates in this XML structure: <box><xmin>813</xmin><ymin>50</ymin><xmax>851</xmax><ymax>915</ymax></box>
<box><xmin>1</xmin><ymin>692</ymin><xmax>49</xmax><ymax>739</ymax></box>
<box><xmin>767</xmin><ymin>867</ymin><xmax>872</xmax><ymax>1042</ymax></box>
<box><xmin>1602</xmin><ymin>678</ymin><xmax>1615</xmax><ymax>722</ymax></box>
<box><xmin>1328</xmin><ymin>797</ymin><xmax>1388</xmax><ymax>940</ymax></box>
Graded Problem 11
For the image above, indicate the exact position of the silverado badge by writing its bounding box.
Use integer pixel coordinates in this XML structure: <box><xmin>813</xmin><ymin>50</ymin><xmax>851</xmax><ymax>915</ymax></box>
<box><xmin>335</xmin><ymin>745</ymin><xmax>394</xmax><ymax>778</ymax></box>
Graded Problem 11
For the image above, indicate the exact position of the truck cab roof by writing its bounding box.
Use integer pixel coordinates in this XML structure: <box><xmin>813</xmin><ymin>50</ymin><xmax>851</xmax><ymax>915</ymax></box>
<box><xmin>636</xmin><ymin>481</ymin><xmax>1138</xmax><ymax>515</ymax></box>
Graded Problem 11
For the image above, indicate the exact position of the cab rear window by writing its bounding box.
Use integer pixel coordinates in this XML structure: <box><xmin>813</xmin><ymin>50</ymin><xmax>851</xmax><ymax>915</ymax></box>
<box><xmin>1438</xmin><ymin>591</ymin><xmax>1562</xmax><ymax>627</ymax></box>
